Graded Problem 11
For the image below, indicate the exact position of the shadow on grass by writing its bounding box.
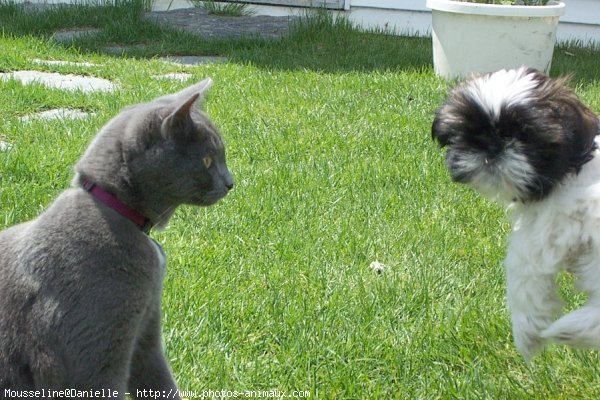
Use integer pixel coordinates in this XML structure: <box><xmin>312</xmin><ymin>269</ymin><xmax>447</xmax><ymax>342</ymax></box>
<box><xmin>551</xmin><ymin>44</ymin><xmax>600</xmax><ymax>86</ymax></box>
<box><xmin>222</xmin><ymin>10</ymin><xmax>433</xmax><ymax>73</ymax></box>
<box><xmin>229</xmin><ymin>27</ymin><xmax>432</xmax><ymax>74</ymax></box>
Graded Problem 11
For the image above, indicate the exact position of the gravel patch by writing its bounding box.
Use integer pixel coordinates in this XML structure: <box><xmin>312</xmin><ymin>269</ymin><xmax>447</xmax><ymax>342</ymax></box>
<box><xmin>144</xmin><ymin>7</ymin><xmax>297</xmax><ymax>40</ymax></box>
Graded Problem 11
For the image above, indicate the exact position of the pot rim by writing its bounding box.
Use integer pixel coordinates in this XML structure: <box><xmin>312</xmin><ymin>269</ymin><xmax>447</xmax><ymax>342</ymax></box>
<box><xmin>426</xmin><ymin>0</ymin><xmax>566</xmax><ymax>17</ymax></box>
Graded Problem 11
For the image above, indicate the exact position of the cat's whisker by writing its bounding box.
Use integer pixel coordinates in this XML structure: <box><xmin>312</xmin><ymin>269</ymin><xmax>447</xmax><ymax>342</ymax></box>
<box><xmin>151</xmin><ymin>205</ymin><xmax>178</xmax><ymax>229</ymax></box>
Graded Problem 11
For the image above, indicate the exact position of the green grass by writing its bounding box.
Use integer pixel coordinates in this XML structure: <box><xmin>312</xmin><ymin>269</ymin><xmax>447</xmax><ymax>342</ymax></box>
<box><xmin>1</xmin><ymin>1</ymin><xmax>600</xmax><ymax>398</ymax></box>
<box><xmin>192</xmin><ymin>0</ymin><xmax>255</xmax><ymax>16</ymax></box>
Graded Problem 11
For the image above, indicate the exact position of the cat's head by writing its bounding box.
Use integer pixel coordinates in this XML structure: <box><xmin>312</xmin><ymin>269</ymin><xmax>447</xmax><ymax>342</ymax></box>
<box><xmin>74</xmin><ymin>78</ymin><xmax>233</xmax><ymax>228</ymax></box>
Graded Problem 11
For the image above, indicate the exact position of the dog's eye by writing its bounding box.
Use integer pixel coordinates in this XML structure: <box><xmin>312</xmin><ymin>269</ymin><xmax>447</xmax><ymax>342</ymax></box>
<box><xmin>203</xmin><ymin>156</ymin><xmax>212</xmax><ymax>169</ymax></box>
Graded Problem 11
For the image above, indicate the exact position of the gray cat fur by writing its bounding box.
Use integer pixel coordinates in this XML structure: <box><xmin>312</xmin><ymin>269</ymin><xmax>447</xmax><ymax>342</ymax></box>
<box><xmin>0</xmin><ymin>78</ymin><xmax>233</xmax><ymax>398</ymax></box>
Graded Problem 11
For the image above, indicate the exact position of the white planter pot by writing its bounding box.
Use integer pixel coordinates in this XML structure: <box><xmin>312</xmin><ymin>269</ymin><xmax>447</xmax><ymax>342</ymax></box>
<box><xmin>426</xmin><ymin>0</ymin><xmax>566</xmax><ymax>79</ymax></box>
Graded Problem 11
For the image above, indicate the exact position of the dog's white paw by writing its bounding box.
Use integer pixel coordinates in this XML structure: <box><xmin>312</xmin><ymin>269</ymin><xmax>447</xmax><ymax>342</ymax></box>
<box><xmin>512</xmin><ymin>313</ymin><xmax>551</xmax><ymax>360</ymax></box>
<box><xmin>513</xmin><ymin>328</ymin><xmax>545</xmax><ymax>361</ymax></box>
<box><xmin>541</xmin><ymin>306</ymin><xmax>600</xmax><ymax>349</ymax></box>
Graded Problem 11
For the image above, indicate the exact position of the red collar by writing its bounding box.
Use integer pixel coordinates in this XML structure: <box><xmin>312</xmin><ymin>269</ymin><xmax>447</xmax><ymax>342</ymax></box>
<box><xmin>82</xmin><ymin>179</ymin><xmax>152</xmax><ymax>233</ymax></box>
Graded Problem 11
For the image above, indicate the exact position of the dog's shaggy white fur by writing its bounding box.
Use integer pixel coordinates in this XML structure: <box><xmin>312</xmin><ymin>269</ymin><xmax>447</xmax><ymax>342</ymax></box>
<box><xmin>432</xmin><ymin>67</ymin><xmax>600</xmax><ymax>359</ymax></box>
<box><xmin>507</xmin><ymin>151</ymin><xmax>600</xmax><ymax>359</ymax></box>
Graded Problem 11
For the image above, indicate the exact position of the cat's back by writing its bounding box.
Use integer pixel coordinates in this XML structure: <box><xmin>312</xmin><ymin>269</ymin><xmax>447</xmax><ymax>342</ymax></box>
<box><xmin>0</xmin><ymin>186</ymin><xmax>164</xmax><ymax>309</ymax></box>
<box><xmin>0</xmin><ymin>188</ymin><xmax>165</xmax><ymax>388</ymax></box>
<box><xmin>0</xmin><ymin>188</ymin><xmax>159</xmax><ymax>277</ymax></box>
<box><xmin>0</xmin><ymin>218</ymin><xmax>39</xmax><ymax>299</ymax></box>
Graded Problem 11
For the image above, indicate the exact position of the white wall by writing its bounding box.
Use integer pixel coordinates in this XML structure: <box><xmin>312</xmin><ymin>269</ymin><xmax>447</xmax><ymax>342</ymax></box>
<box><xmin>346</xmin><ymin>0</ymin><xmax>431</xmax><ymax>36</ymax></box>
<box><xmin>555</xmin><ymin>0</ymin><xmax>600</xmax><ymax>45</ymax></box>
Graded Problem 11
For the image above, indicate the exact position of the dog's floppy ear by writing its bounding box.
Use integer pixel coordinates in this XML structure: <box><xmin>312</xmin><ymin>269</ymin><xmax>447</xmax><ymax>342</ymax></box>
<box><xmin>432</xmin><ymin>79</ymin><xmax>488</xmax><ymax>148</ymax></box>
<box><xmin>577</xmin><ymin>104</ymin><xmax>599</xmax><ymax>143</ymax></box>
<box><xmin>546</xmin><ymin>76</ymin><xmax>600</xmax><ymax>172</ymax></box>
<box><xmin>432</xmin><ymin>104</ymin><xmax>454</xmax><ymax>148</ymax></box>
<box><xmin>569</xmin><ymin>105</ymin><xmax>599</xmax><ymax>172</ymax></box>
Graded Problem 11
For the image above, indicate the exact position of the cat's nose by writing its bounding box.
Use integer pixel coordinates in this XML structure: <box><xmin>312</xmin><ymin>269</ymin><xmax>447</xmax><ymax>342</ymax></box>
<box><xmin>224</xmin><ymin>175</ymin><xmax>234</xmax><ymax>191</ymax></box>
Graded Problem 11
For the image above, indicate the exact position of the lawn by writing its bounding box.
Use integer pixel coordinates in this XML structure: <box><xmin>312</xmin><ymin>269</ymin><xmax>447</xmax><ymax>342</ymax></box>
<box><xmin>1</xmin><ymin>1</ymin><xmax>600</xmax><ymax>398</ymax></box>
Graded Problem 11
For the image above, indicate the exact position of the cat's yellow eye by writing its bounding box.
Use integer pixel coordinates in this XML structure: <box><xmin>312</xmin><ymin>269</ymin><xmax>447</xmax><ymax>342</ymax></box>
<box><xmin>203</xmin><ymin>156</ymin><xmax>213</xmax><ymax>169</ymax></box>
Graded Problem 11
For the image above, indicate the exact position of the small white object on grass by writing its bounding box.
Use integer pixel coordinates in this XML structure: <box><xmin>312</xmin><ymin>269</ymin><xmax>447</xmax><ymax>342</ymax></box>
<box><xmin>369</xmin><ymin>261</ymin><xmax>387</xmax><ymax>274</ymax></box>
<box><xmin>0</xmin><ymin>140</ymin><xmax>13</xmax><ymax>152</ymax></box>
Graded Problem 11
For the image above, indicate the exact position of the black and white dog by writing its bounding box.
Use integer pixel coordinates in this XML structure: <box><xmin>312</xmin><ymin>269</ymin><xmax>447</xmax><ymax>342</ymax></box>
<box><xmin>432</xmin><ymin>67</ymin><xmax>600</xmax><ymax>359</ymax></box>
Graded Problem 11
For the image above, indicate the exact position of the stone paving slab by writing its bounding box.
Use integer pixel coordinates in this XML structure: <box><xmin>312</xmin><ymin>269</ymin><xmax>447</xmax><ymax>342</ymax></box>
<box><xmin>153</xmin><ymin>72</ymin><xmax>193</xmax><ymax>81</ymax></box>
<box><xmin>52</xmin><ymin>27</ymin><xmax>101</xmax><ymax>43</ymax></box>
<box><xmin>159</xmin><ymin>55</ymin><xmax>228</xmax><ymax>65</ymax></box>
<box><xmin>0</xmin><ymin>71</ymin><xmax>118</xmax><ymax>93</ymax></box>
<box><xmin>32</xmin><ymin>58</ymin><xmax>100</xmax><ymax>68</ymax></box>
<box><xmin>103</xmin><ymin>44</ymin><xmax>151</xmax><ymax>55</ymax></box>
<box><xmin>20</xmin><ymin>108</ymin><xmax>94</xmax><ymax>122</ymax></box>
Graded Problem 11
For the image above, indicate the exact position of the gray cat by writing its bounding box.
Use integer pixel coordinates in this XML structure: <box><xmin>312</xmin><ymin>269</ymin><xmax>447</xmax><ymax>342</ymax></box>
<box><xmin>0</xmin><ymin>78</ymin><xmax>233</xmax><ymax>398</ymax></box>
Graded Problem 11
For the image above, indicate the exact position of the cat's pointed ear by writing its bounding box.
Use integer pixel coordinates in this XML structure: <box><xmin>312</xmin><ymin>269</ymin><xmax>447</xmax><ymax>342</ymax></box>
<box><xmin>171</xmin><ymin>78</ymin><xmax>213</xmax><ymax>105</ymax></box>
<box><xmin>193</xmin><ymin>77</ymin><xmax>213</xmax><ymax>98</ymax></box>
<box><xmin>155</xmin><ymin>77</ymin><xmax>213</xmax><ymax>106</ymax></box>
<box><xmin>161</xmin><ymin>96</ymin><xmax>196</xmax><ymax>141</ymax></box>
<box><xmin>161</xmin><ymin>78</ymin><xmax>213</xmax><ymax>141</ymax></box>
<box><xmin>170</xmin><ymin>78</ymin><xmax>213</xmax><ymax>114</ymax></box>
<box><xmin>172</xmin><ymin>92</ymin><xmax>200</xmax><ymax>120</ymax></box>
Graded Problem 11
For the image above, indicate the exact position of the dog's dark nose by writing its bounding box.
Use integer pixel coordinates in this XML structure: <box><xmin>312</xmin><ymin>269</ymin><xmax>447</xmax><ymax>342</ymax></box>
<box><xmin>226</xmin><ymin>181</ymin><xmax>234</xmax><ymax>191</ymax></box>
